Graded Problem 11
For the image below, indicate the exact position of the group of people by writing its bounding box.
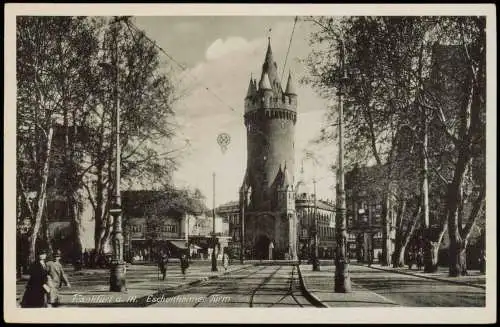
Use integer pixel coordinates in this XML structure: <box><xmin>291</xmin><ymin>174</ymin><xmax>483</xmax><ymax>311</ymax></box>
<box><xmin>157</xmin><ymin>250</ymin><xmax>230</xmax><ymax>281</ymax></box>
<box><xmin>20</xmin><ymin>249</ymin><xmax>71</xmax><ymax>308</ymax></box>
<box><xmin>407</xmin><ymin>247</ymin><xmax>425</xmax><ymax>270</ymax></box>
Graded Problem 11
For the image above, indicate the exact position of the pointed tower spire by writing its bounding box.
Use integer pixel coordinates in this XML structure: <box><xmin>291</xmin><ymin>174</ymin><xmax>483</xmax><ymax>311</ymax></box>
<box><xmin>285</xmin><ymin>70</ymin><xmax>297</xmax><ymax>95</ymax></box>
<box><xmin>246</xmin><ymin>74</ymin><xmax>256</xmax><ymax>98</ymax></box>
<box><xmin>282</xmin><ymin>162</ymin><xmax>292</xmax><ymax>187</ymax></box>
<box><xmin>261</xmin><ymin>37</ymin><xmax>279</xmax><ymax>91</ymax></box>
<box><xmin>259</xmin><ymin>72</ymin><xmax>272</xmax><ymax>90</ymax></box>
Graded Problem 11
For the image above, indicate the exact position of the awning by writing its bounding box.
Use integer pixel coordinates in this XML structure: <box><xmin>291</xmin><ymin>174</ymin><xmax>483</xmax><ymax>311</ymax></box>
<box><xmin>168</xmin><ymin>240</ymin><xmax>188</xmax><ymax>250</ymax></box>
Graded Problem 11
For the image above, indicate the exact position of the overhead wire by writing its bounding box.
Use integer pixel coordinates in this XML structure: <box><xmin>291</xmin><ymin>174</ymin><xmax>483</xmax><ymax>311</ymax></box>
<box><xmin>119</xmin><ymin>17</ymin><xmax>193</xmax><ymax>148</ymax></box>
<box><xmin>280</xmin><ymin>16</ymin><xmax>299</xmax><ymax>86</ymax></box>
<box><xmin>124</xmin><ymin>19</ymin><xmax>240</xmax><ymax>115</ymax></box>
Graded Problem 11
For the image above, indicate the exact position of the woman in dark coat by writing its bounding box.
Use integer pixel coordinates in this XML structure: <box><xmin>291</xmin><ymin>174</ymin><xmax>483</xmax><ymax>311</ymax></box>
<box><xmin>21</xmin><ymin>250</ymin><xmax>49</xmax><ymax>308</ymax></box>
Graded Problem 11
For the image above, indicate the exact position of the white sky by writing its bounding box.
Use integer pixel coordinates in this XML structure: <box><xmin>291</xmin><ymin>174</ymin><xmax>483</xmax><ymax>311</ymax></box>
<box><xmin>134</xmin><ymin>16</ymin><xmax>338</xmax><ymax>207</ymax></box>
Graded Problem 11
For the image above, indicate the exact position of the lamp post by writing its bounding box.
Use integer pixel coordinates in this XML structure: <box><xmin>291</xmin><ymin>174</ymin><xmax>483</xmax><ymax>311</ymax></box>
<box><xmin>312</xmin><ymin>179</ymin><xmax>320</xmax><ymax>271</ymax></box>
<box><xmin>239</xmin><ymin>188</ymin><xmax>245</xmax><ymax>264</ymax></box>
<box><xmin>211</xmin><ymin>172</ymin><xmax>218</xmax><ymax>272</ymax></box>
<box><xmin>100</xmin><ymin>16</ymin><xmax>127</xmax><ymax>292</ymax></box>
<box><xmin>334</xmin><ymin>36</ymin><xmax>352</xmax><ymax>293</ymax></box>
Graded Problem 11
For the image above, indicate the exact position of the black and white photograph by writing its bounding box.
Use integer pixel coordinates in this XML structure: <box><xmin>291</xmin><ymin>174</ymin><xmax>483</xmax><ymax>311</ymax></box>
<box><xmin>4</xmin><ymin>3</ymin><xmax>496</xmax><ymax>324</ymax></box>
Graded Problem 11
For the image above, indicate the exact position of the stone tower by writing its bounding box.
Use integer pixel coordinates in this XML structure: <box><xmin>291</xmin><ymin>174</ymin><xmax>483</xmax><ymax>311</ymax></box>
<box><xmin>240</xmin><ymin>38</ymin><xmax>298</xmax><ymax>260</ymax></box>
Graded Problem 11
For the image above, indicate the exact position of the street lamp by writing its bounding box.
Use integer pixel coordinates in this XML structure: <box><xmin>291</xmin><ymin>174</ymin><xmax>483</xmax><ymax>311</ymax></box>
<box><xmin>239</xmin><ymin>187</ymin><xmax>246</xmax><ymax>264</ymax></box>
<box><xmin>99</xmin><ymin>17</ymin><xmax>127</xmax><ymax>292</ymax></box>
<box><xmin>334</xmin><ymin>36</ymin><xmax>352</xmax><ymax>293</ymax></box>
<box><xmin>312</xmin><ymin>179</ymin><xmax>320</xmax><ymax>271</ymax></box>
<box><xmin>211</xmin><ymin>172</ymin><xmax>218</xmax><ymax>272</ymax></box>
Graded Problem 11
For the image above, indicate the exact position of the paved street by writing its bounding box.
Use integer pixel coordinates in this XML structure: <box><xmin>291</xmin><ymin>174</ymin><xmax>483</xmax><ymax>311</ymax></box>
<box><xmin>301</xmin><ymin>263</ymin><xmax>485</xmax><ymax>307</ymax></box>
<box><xmin>16</xmin><ymin>260</ymin><xmax>251</xmax><ymax>307</ymax></box>
<box><xmin>16</xmin><ymin>261</ymin><xmax>486</xmax><ymax>308</ymax></box>
<box><xmin>149</xmin><ymin>264</ymin><xmax>315</xmax><ymax>307</ymax></box>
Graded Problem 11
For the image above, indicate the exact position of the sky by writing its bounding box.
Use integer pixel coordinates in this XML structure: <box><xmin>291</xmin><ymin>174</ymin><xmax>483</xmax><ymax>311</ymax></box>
<box><xmin>133</xmin><ymin>16</ymin><xmax>338</xmax><ymax>208</ymax></box>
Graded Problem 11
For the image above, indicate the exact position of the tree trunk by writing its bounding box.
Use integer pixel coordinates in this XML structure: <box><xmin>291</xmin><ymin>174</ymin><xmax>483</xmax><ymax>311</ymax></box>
<box><xmin>393</xmin><ymin>203</ymin><xmax>421</xmax><ymax>268</ymax></box>
<box><xmin>394</xmin><ymin>243</ymin><xmax>407</xmax><ymax>268</ymax></box>
<box><xmin>449</xmin><ymin>232</ymin><xmax>467</xmax><ymax>277</ymax></box>
<box><xmin>71</xmin><ymin>191</ymin><xmax>84</xmax><ymax>270</ymax></box>
<box><xmin>423</xmin><ymin>219</ymin><xmax>447</xmax><ymax>273</ymax></box>
<box><xmin>381</xmin><ymin>194</ymin><xmax>392</xmax><ymax>266</ymax></box>
<box><xmin>428</xmin><ymin>241</ymin><xmax>440</xmax><ymax>272</ymax></box>
<box><xmin>93</xmin><ymin>173</ymin><xmax>104</xmax><ymax>251</ymax></box>
<box><xmin>447</xmin><ymin>148</ymin><xmax>471</xmax><ymax>276</ymax></box>
<box><xmin>393</xmin><ymin>240</ymin><xmax>405</xmax><ymax>268</ymax></box>
<box><xmin>28</xmin><ymin>126</ymin><xmax>54</xmax><ymax>263</ymax></box>
<box><xmin>42</xmin><ymin>207</ymin><xmax>53</xmax><ymax>255</ymax></box>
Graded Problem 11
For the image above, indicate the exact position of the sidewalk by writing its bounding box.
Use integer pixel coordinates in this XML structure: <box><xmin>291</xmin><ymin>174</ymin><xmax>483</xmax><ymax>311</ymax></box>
<box><xmin>357</xmin><ymin>263</ymin><xmax>486</xmax><ymax>289</ymax></box>
<box><xmin>298</xmin><ymin>264</ymin><xmax>399</xmax><ymax>307</ymax></box>
<box><xmin>16</xmin><ymin>262</ymin><xmax>251</xmax><ymax>307</ymax></box>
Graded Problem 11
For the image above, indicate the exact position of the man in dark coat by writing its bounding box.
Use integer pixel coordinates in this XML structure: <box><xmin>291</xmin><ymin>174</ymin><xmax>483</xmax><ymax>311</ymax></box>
<box><xmin>158</xmin><ymin>251</ymin><xmax>169</xmax><ymax>281</ymax></box>
<box><xmin>20</xmin><ymin>249</ymin><xmax>49</xmax><ymax>308</ymax></box>
<box><xmin>180</xmin><ymin>253</ymin><xmax>189</xmax><ymax>279</ymax></box>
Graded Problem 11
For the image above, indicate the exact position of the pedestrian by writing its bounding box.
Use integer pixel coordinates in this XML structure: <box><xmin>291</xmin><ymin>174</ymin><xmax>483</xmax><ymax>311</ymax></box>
<box><xmin>479</xmin><ymin>249</ymin><xmax>486</xmax><ymax>274</ymax></box>
<box><xmin>158</xmin><ymin>251</ymin><xmax>168</xmax><ymax>281</ymax></box>
<box><xmin>222</xmin><ymin>252</ymin><xmax>229</xmax><ymax>271</ymax></box>
<box><xmin>46</xmin><ymin>249</ymin><xmax>71</xmax><ymax>307</ymax></box>
<box><xmin>83</xmin><ymin>249</ymin><xmax>88</xmax><ymax>268</ymax></box>
<box><xmin>20</xmin><ymin>249</ymin><xmax>50</xmax><ymax>308</ymax></box>
<box><xmin>408</xmin><ymin>249</ymin><xmax>415</xmax><ymax>270</ymax></box>
<box><xmin>367</xmin><ymin>250</ymin><xmax>373</xmax><ymax>267</ymax></box>
<box><xmin>416</xmin><ymin>249</ymin><xmax>424</xmax><ymax>271</ymax></box>
<box><xmin>180</xmin><ymin>253</ymin><xmax>189</xmax><ymax>279</ymax></box>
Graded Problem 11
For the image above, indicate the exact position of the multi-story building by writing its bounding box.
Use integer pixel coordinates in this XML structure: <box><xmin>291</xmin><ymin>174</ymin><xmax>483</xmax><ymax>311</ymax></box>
<box><xmin>122</xmin><ymin>190</ymin><xmax>189</xmax><ymax>260</ymax></box>
<box><xmin>345</xmin><ymin>164</ymin><xmax>396</xmax><ymax>262</ymax></box>
<box><xmin>295</xmin><ymin>169</ymin><xmax>336</xmax><ymax>260</ymax></box>
<box><xmin>122</xmin><ymin>190</ymin><xmax>230</xmax><ymax>261</ymax></box>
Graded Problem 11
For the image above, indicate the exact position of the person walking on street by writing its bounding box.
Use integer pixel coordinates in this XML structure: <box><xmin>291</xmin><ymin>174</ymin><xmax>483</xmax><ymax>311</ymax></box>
<box><xmin>479</xmin><ymin>249</ymin><xmax>486</xmax><ymax>274</ymax></box>
<box><xmin>180</xmin><ymin>253</ymin><xmax>189</xmax><ymax>279</ymax></box>
<box><xmin>416</xmin><ymin>248</ymin><xmax>424</xmax><ymax>271</ymax></box>
<box><xmin>408</xmin><ymin>248</ymin><xmax>415</xmax><ymax>270</ymax></box>
<box><xmin>367</xmin><ymin>250</ymin><xmax>373</xmax><ymax>267</ymax></box>
<box><xmin>46</xmin><ymin>250</ymin><xmax>71</xmax><ymax>307</ymax></box>
<box><xmin>222</xmin><ymin>252</ymin><xmax>229</xmax><ymax>271</ymax></box>
<box><xmin>20</xmin><ymin>249</ymin><xmax>50</xmax><ymax>308</ymax></box>
<box><xmin>158</xmin><ymin>251</ymin><xmax>169</xmax><ymax>281</ymax></box>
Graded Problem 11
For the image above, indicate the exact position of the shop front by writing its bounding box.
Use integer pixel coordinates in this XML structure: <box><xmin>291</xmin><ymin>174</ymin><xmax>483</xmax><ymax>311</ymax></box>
<box><xmin>124</xmin><ymin>216</ymin><xmax>187</xmax><ymax>263</ymax></box>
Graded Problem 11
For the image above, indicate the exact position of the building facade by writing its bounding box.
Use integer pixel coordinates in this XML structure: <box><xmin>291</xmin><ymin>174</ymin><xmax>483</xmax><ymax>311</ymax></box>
<box><xmin>219</xmin><ymin>166</ymin><xmax>336</xmax><ymax>260</ymax></box>
<box><xmin>295</xmin><ymin>172</ymin><xmax>336</xmax><ymax>260</ymax></box>
<box><xmin>122</xmin><ymin>190</ymin><xmax>231</xmax><ymax>261</ymax></box>
<box><xmin>238</xmin><ymin>38</ymin><xmax>299</xmax><ymax>260</ymax></box>
<box><xmin>345</xmin><ymin>164</ymin><xmax>397</xmax><ymax>262</ymax></box>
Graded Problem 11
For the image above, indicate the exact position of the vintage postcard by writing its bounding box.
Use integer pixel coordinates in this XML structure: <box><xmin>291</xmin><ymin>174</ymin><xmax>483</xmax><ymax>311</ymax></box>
<box><xmin>4</xmin><ymin>3</ymin><xmax>496</xmax><ymax>324</ymax></box>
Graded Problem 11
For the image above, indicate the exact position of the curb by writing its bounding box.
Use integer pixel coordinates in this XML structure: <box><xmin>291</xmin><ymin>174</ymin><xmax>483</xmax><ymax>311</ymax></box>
<box><xmin>296</xmin><ymin>265</ymin><xmax>328</xmax><ymax>308</ymax></box>
<box><xmin>355</xmin><ymin>263</ymin><xmax>486</xmax><ymax>290</ymax></box>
